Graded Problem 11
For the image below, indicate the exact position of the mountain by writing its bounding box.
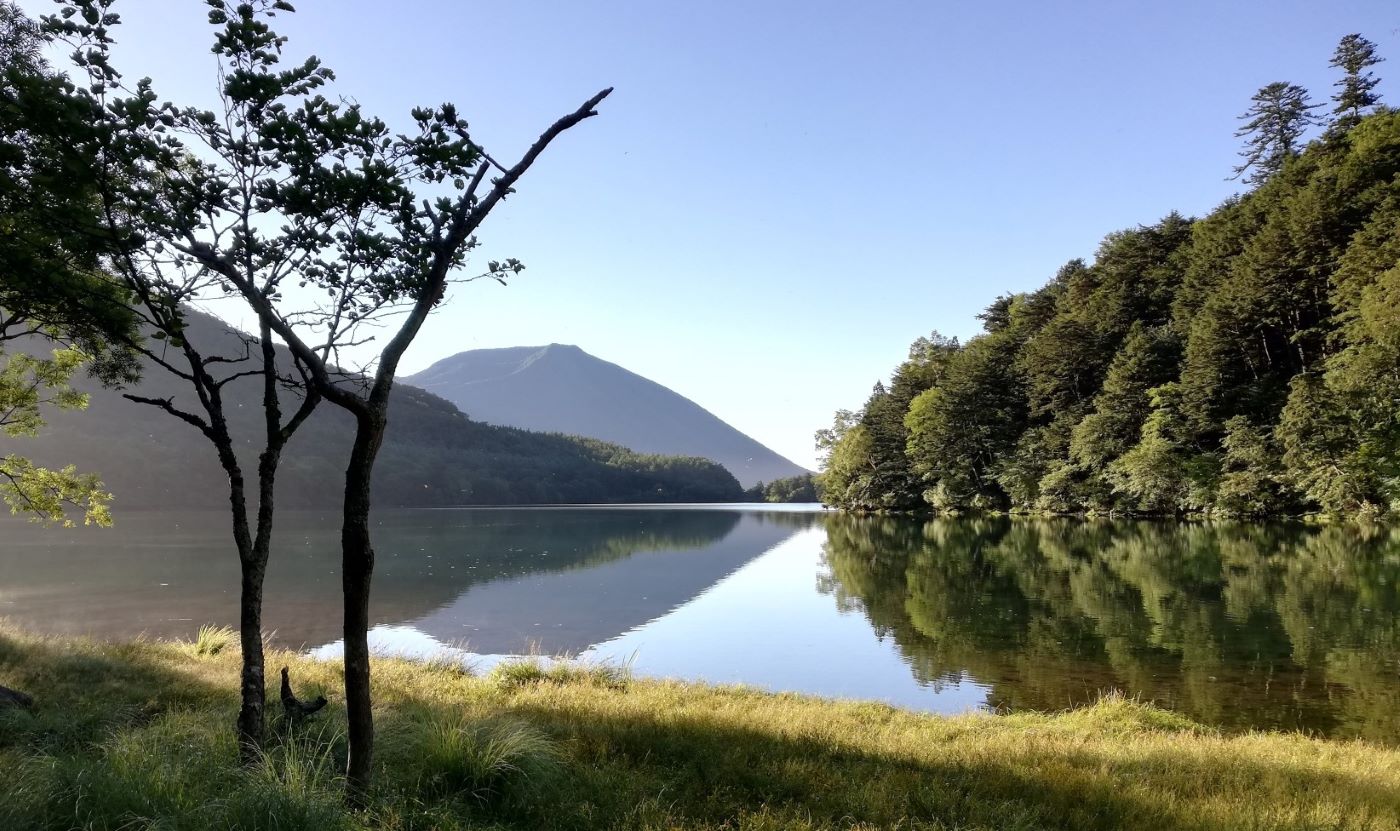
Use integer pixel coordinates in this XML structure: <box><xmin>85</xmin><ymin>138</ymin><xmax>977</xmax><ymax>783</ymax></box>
<box><xmin>404</xmin><ymin>345</ymin><xmax>809</xmax><ymax>487</ymax></box>
<box><xmin>14</xmin><ymin>313</ymin><xmax>744</xmax><ymax>510</ymax></box>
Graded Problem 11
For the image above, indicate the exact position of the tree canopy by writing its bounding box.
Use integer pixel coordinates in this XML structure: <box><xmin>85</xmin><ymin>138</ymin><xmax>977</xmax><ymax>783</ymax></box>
<box><xmin>819</xmin><ymin>36</ymin><xmax>1399</xmax><ymax>518</ymax></box>
<box><xmin>32</xmin><ymin>0</ymin><xmax>610</xmax><ymax>795</ymax></box>
<box><xmin>0</xmin><ymin>0</ymin><xmax>139</xmax><ymax>525</ymax></box>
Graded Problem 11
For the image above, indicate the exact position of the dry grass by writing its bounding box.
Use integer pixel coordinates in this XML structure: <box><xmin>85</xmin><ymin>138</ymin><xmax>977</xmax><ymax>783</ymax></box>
<box><xmin>1</xmin><ymin>625</ymin><xmax>1397</xmax><ymax>830</ymax></box>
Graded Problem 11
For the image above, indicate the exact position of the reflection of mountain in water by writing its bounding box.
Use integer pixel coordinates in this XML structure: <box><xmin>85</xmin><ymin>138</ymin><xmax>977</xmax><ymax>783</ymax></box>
<box><xmin>819</xmin><ymin>515</ymin><xmax>1400</xmax><ymax>742</ymax></box>
<box><xmin>408</xmin><ymin>513</ymin><xmax>804</xmax><ymax>653</ymax></box>
<box><xmin>0</xmin><ymin>508</ymin><xmax>814</xmax><ymax>651</ymax></box>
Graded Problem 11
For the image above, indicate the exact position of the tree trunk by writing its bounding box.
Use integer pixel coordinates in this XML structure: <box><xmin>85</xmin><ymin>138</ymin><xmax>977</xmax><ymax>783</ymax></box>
<box><xmin>236</xmin><ymin>558</ymin><xmax>267</xmax><ymax>762</ymax></box>
<box><xmin>212</xmin><ymin>436</ymin><xmax>264</xmax><ymax>765</ymax></box>
<box><xmin>236</xmin><ymin>442</ymin><xmax>283</xmax><ymax>764</ymax></box>
<box><xmin>342</xmin><ymin>410</ymin><xmax>386</xmax><ymax>803</ymax></box>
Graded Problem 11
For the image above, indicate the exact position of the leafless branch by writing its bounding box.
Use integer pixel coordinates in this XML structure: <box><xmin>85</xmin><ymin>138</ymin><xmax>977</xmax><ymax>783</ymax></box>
<box><xmin>122</xmin><ymin>394</ymin><xmax>213</xmax><ymax>436</ymax></box>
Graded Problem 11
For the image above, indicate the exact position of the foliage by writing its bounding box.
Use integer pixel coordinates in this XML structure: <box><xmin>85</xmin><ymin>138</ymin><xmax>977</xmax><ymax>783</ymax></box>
<box><xmin>1331</xmin><ymin>33</ymin><xmax>1385</xmax><ymax>128</ymax></box>
<box><xmin>818</xmin><ymin>41</ymin><xmax>1400</xmax><ymax>518</ymax></box>
<box><xmin>742</xmin><ymin>473</ymin><xmax>822</xmax><ymax>503</ymax></box>
<box><xmin>1232</xmin><ymin>82</ymin><xmax>1322</xmax><ymax>184</ymax></box>
<box><xmin>0</xmin><ymin>348</ymin><xmax>111</xmax><ymax>525</ymax></box>
<box><xmin>0</xmin><ymin>1</ymin><xmax>138</xmax><ymax>382</ymax></box>
<box><xmin>0</xmin><ymin>1</ymin><xmax>140</xmax><ymax>527</ymax></box>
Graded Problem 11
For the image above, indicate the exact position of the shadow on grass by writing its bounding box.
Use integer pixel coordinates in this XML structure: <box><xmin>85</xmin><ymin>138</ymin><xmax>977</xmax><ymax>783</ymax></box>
<box><xmin>500</xmin><ymin>690</ymin><xmax>1397</xmax><ymax>831</ymax></box>
<box><xmin>0</xmin><ymin>629</ymin><xmax>238</xmax><ymax>752</ymax></box>
<box><xmin>2</xmin><ymin>632</ymin><xmax>1395</xmax><ymax>831</ymax></box>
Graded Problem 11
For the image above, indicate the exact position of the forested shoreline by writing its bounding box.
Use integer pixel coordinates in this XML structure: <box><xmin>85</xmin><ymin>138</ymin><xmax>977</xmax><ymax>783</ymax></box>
<box><xmin>819</xmin><ymin>38</ymin><xmax>1400</xmax><ymax>518</ymax></box>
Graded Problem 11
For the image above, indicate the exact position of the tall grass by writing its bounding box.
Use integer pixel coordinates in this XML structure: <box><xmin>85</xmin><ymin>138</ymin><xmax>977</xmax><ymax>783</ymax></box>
<box><xmin>489</xmin><ymin>655</ymin><xmax>631</xmax><ymax>690</ymax></box>
<box><xmin>1</xmin><ymin>624</ymin><xmax>1398</xmax><ymax>830</ymax></box>
<box><xmin>189</xmin><ymin>624</ymin><xmax>234</xmax><ymax>656</ymax></box>
<box><xmin>410</xmin><ymin>715</ymin><xmax>562</xmax><ymax>804</ymax></box>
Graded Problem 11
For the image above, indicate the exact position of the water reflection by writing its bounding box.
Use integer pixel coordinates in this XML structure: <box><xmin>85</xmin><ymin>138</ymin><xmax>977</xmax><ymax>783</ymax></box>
<box><xmin>819</xmin><ymin>515</ymin><xmax>1400</xmax><ymax>742</ymax></box>
<box><xmin>0</xmin><ymin>507</ymin><xmax>813</xmax><ymax>653</ymax></box>
<box><xmin>5</xmin><ymin>508</ymin><xmax>1400</xmax><ymax>740</ymax></box>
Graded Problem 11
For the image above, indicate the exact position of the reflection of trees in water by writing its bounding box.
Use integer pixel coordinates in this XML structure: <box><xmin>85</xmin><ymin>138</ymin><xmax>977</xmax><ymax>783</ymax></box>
<box><xmin>819</xmin><ymin>515</ymin><xmax>1400</xmax><ymax>741</ymax></box>
<box><xmin>271</xmin><ymin>509</ymin><xmax>759</xmax><ymax>636</ymax></box>
<box><xmin>0</xmin><ymin>508</ymin><xmax>762</xmax><ymax>645</ymax></box>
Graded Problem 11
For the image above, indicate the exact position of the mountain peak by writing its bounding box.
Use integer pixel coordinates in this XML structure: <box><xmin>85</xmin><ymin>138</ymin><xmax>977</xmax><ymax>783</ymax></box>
<box><xmin>405</xmin><ymin>346</ymin><xmax>808</xmax><ymax>487</ymax></box>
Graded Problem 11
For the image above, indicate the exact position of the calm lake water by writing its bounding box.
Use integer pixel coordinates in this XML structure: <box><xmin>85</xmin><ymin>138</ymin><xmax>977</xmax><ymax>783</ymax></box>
<box><xmin>3</xmin><ymin>506</ymin><xmax>1399</xmax><ymax>742</ymax></box>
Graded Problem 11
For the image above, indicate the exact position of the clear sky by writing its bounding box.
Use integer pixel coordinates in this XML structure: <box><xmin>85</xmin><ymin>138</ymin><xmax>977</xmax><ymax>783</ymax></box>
<box><xmin>21</xmin><ymin>0</ymin><xmax>1399</xmax><ymax>469</ymax></box>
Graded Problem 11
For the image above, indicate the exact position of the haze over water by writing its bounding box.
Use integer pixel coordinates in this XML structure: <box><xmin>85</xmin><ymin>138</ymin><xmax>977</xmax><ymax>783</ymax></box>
<box><xmin>3</xmin><ymin>506</ymin><xmax>1398</xmax><ymax>742</ymax></box>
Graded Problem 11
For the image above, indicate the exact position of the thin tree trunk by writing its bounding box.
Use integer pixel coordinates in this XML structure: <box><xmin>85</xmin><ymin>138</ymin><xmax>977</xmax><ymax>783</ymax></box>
<box><xmin>237</xmin><ymin>435</ymin><xmax>285</xmax><ymax>763</ymax></box>
<box><xmin>236</xmin><ymin>556</ymin><xmax>266</xmax><ymax>760</ymax></box>
<box><xmin>342</xmin><ymin>410</ymin><xmax>385</xmax><ymax>803</ymax></box>
<box><xmin>210</xmin><ymin>429</ymin><xmax>264</xmax><ymax>764</ymax></box>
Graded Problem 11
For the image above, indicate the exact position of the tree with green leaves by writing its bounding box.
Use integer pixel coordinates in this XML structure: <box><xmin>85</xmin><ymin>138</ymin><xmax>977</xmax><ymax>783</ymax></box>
<box><xmin>0</xmin><ymin>349</ymin><xmax>110</xmax><ymax>525</ymax></box>
<box><xmin>1105</xmin><ymin>383</ymin><xmax>1212</xmax><ymax>514</ymax></box>
<box><xmin>1232</xmin><ymin>82</ymin><xmax>1322</xmax><ymax>185</ymax></box>
<box><xmin>1215</xmin><ymin>415</ymin><xmax>1293</xmax><ymax>515</ymax></box>
<box><xmin>1070</xmin><ymin>323</ymin><xmax>1180</xmax><ymax>473</ymax></box>
<box><xmin>906</xmin><ymin>327</ymin><xmax>1026</xmax><ymax>511</ymax></box>
<box><xmin>1</xmin><ymin>0</ymin><xmax>138</xmax><ymax>525</ymax></box>
<box><xmin>24</xmin><ymin>0</ymin><xmax>342</xmax><ymax>764</ymax></box>
<box><xmin>47</xmin><ymin>0</ymin><xmax>610</xmax><ymax>798</ymax></box>
<box><xmin>819</xmin><ymin>43</ymin><xmax>1398</xmax><ymax>520</ymax></box>
<box><xmin>743</xmin><ymin>473</ymin><xmax>821</xmax><ymax>503</ymax></box>
<box><xmin>815</xmin><ymin>409</ymin><xmax>875</xmax><ymax>509</ymax></box>
<box><xmin>1330</xmin><ymin>33</ymin><xmax>1385</xmax><ymax>129</ymax></box>
<box><xmin>853</xmin><ymin>333</ymin><xmax>961</xmax><ymax>510</ymax></box>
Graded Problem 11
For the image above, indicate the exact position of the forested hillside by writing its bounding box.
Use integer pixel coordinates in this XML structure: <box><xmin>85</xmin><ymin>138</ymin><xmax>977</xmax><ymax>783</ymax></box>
<box><xmin>820</xmin><ymin>48</ymin><xmax>1400</xmax><ymax>517</ymax></box>
<box><xmin>18</xmin><ymin>312</ymin><xmax>744</xmax><ymax>509</ymax></box>
<box><xmin>743</xmin><ymin>473</ymin><xmax>823</xmax><ymax>503</ymax></box>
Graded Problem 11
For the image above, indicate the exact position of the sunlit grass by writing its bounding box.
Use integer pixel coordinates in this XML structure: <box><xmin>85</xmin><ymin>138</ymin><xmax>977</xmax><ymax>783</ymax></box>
<box><xmin>1</xmin><ymin>623</ymin><xmax>1397</xmax><ymax>830</ymax></box>
<box><xmin>489</xmin><ymin>655</ymin><xmax>631</xmax><ymax>690</ymax></box>
<box><xmin>189</xmin><ymin>624</ymin><xmax>235</xmax><ymax>656</ymax></box>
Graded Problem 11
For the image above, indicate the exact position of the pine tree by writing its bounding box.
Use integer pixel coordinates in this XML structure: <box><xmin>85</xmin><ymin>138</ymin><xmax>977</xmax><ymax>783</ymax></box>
<box><xmin>1330</xmin><ymin>34</ymin><xmax>1385</xmax><ymax>129</ymax></box>
<box><xmin>1232</xmin><ymin>82</ymin><xmax>1321</xmax><ymax>185</ymax></box>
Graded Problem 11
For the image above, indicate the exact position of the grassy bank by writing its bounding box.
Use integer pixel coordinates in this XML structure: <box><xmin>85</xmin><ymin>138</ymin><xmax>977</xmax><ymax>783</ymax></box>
<box><xmin>1</xmin><ymin>626</ymin><xmax>1397</xmax><ymax>830</ymax></box>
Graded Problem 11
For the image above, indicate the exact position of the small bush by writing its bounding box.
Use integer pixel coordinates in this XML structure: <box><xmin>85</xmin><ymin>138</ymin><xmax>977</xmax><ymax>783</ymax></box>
<box><xmin>488</xmin><ymin>658</ymin><xmax>549</xmax><ymax>688</ymax></box>
<box><xmin>414</xmin><ymin>715</ymin><xmax>562</xmax><ymax>804</ymax></box>
<box><xmin>227</xmin><ymin>729</ymin><xmax>350</xmax><ymax>831</ymax></box>
<box><xmin>190</xmin><ymin>625</ymin><xmax>234</xmax><ymax>657</ymax></box>
<box><xmin>489</xmin><ymin>657</ymin><xmax>630</xmax><ymax>690</ymax></box>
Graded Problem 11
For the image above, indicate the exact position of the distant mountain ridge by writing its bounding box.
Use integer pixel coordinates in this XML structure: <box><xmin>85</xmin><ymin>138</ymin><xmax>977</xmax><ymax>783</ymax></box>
<box><xmin>14</xmin><ymin>313</ymin><xmax>744</xmax><ymax>509</ymax></box>
<box><xmin>405</xmin><ymin>345</ymin><xmax>808</xmax><ymax>487</ymax></box>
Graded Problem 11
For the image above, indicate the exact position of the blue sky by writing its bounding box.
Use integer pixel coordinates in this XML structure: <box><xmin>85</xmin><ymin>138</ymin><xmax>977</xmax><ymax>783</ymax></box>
<box><xmin>23</xmin><ymin>0</ymin><xmax>1398</xmax><ymax>469</ymax></box>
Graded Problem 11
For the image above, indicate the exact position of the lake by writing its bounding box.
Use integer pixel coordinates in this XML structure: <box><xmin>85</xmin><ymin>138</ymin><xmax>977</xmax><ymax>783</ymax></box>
<box><xmin>2</xmin><ymin>506</ymin><xmax>1398</xmax><ymax>742</ymax></box>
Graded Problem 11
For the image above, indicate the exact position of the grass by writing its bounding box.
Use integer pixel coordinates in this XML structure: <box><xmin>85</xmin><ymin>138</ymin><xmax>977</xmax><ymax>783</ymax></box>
<box><xmin>190</xmin><ymin>624</ymin><xmax>235</xmax><ymax>657</ymax></box>
<box><xmin>0</xmin><ymin>625</ymin><xmax>1397</xmax><ymax>830</ymax></box>
<box><xmin>488</xmin><ymin>654</ymin><xmax>632</xmax><ymax>690</ymax></box>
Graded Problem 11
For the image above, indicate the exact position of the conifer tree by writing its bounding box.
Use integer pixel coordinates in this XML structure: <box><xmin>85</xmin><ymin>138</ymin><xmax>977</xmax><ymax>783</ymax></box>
<box><xmin>1330</xmin><ymin>33</ymin><xmax>1384</xmax><ymax>129</ymax></box>
<box><xmin>1232</xmin><ymin>82</ymin><xmax>1321</xmax><ymax>185</ymax></box>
